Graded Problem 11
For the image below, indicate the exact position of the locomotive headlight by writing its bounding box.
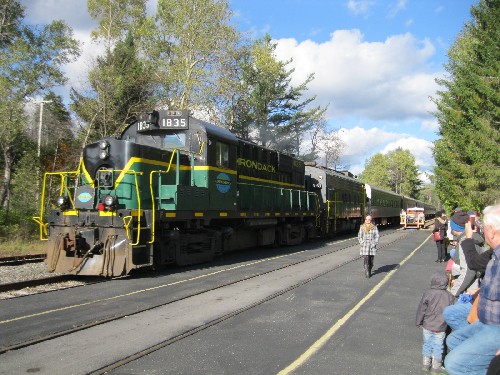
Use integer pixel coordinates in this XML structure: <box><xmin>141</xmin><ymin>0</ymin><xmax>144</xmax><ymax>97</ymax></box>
<box><xmin>56</xmin><ymin>195</ymin><xmax>69</xmax><ymax>210</ymax></box>
<box><xmin>99</xmin><ymin>140</ymin><xmax>109</xmax><ymax>160</ymax></box>
<box><xmin>99</xmin><ymin>150</ymin><xmax>109</xmax><ymax>160</ymax></box>
<box><xmin>101</xmin><ymin>194</ymin><xmax>117</xmax><ymax>210</ymax></box>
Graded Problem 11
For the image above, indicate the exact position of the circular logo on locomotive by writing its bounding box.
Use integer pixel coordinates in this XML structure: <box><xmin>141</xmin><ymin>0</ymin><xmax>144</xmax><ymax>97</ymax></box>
<box><xmin>215</xmin><ymin>173</ymin><xmax>231</xmax><ymax>193</ymax></box>
<box><xmin>77</xmin><ymin>191</ymin><xmax>93</xmax><ymax>203</ymax></box>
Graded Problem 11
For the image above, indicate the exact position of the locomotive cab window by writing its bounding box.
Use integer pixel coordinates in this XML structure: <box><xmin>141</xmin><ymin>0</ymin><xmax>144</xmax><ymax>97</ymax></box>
<box><xmin>215</xmin><ymin>141</ymin><xmax>230</xmax><ymax>168</ymax></box>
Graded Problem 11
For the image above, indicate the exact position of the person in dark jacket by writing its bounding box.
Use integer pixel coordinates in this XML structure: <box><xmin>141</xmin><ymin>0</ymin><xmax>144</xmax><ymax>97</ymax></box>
<box><xmin>433</xmin><ymin>210</ymin><xmax>448</xmax><ymax>262</ymax></box>
<box><xmin>416</xmin><ymin>271</ymin><xmax>455</xmax><ymax>373</ymax></box>
<box><xmin>445</xmin><ymin>204</ymin><xmax>500</xmax><ymax>374</ymax></box>
<box><xmin>449</xmin><ymin>211</ymin><xmax>486</xmax><ymax>297</ymax></box>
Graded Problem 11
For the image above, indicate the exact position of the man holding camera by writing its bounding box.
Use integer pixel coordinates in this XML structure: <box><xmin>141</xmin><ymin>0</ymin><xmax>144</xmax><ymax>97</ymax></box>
<box><xmin>444</xmin><ymin>204</ymin><xmax>500</xmax><ymax>374</ymax></box>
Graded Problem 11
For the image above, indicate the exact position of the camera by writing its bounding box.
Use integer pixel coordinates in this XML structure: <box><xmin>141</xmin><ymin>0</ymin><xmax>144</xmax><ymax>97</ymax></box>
<box><xmin>469</xmin><ymin>214</ymin><xmax>476</xmax><ymax>231</ymax></box>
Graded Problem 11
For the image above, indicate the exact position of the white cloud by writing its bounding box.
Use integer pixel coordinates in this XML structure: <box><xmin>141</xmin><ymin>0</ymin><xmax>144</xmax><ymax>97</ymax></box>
<box><xmin>322</xmin><ymin>128</ymin><xmax>435</xmax><ymax>178</ymax></box>
<box><xmin>347</xmin><ymin>0</ymin><xmax>376</xmax><ymax>16</ymax></box>
<box><xmin>380</xmin><ymin>137</ymin><xmax>435</xmax><ymax>171</ymax></box>
<box><xmin>334</xmin><ymin>126</ymin><xmax>404</xmax><ymax>175</ymax></box>
<box><xmin>388</xmin><ymin>0</ymin><xmax>407</xmax><ymax>18</ymax></box>
<box><xmin>274</xmin><ymin>30</ymin><xmax>439</xmax><ymax>120</ymax></box>
<box><xmin>422</xmin><ymin>118</ymin><xmax>439</xmax><ymax>132</ymax></box>
<box><xmin>20</xmin><ymin>0</ymin><xmax>93</xmax><ymax>30</ymax></box>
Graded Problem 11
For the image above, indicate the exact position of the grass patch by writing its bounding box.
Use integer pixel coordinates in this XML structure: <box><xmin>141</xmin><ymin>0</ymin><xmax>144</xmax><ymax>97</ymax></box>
<box><xmin>0</xmin><ymin>238</ymin><xmax>47</xmax><ymax>257</ymax></box>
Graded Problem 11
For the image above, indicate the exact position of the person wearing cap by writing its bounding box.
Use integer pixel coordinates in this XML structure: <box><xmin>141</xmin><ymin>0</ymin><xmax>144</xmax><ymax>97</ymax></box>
<box><xmin>444</xmin><ymin>204</ymin><xmax>500</xmax><ymax>374</ymax></box>
<box><xmin>444</xmin><ymin>220</ymin><xmax>494</xmax><ymax>332</ymax></box>
<box><xmin>449</xmin><ymin>211</ymin><xmax>485</xmax><ymax>297</ymax></box>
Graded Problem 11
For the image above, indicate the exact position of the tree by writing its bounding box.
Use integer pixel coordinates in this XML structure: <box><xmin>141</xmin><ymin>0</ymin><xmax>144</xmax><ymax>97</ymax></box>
<box><xmin>0</xmin><ymin>0</ymin><xmax>79</xmax><ymax>209</ymax></box>
<box><xmin>229</xmin><ymin>35</ymin><xmax>327</xmax><ymax>154</ymax></box>
<box><xmin>38</xmin><ymin>92</ymin><xmax>80</xmax><ymax>172</ymax></box>
<box><xmin>316</xmin><ymin>129</ymin><xmax>346</xmax><ymax>169</ymax></box>
<box><xmin>71</xmin><ymin>0</ymin><xmax>154</xmax><ymax>143</ymax></box>
<box><xmin>87</xmin><ymin>0</ymin><xmax>149</xmax><ymax>54</ymax></box>
<box><xmin>359</xmin><ymin>148</ymin><xmax>422</xmax><ymax>197</ymax></box>
<box><xmin>71</xmin><ymin>32</ymin><xmax>155</xmax><ymax>142</ymax></box>
<box><xmin>418</xmin><ymin>183</ymin><xmax>441</xmax><ymax>209</ymax></box>
<box><xmin>150</xmin><ymin>0</ymin><xmax>241</xmax><ymax>117</ymax></box>
<box><xmin>386</xmin><ymin>148</ymin><xmax>421</xmax><ymax>196</ymax></box>
<box><xmin>433</xmin><ymin>0</ymin><xmax>500</xmax><ymax>212</ymax></box>
<box><xmin>359</xmin><ymin>154</ymin><xmax>390</xmax><ymax>190</ymax></box>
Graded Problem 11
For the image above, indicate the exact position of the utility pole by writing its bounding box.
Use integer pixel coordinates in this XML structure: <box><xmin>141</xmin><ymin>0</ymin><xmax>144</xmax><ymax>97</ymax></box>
<box><xmin>34</xmin><ymin>100</ymin><xmax>52</xmax><ymax>158</ymax></box>
<box><xmin>33</xmin><ymin>100</ymin><xmax>52</xmax><ymax>203</ymax></box>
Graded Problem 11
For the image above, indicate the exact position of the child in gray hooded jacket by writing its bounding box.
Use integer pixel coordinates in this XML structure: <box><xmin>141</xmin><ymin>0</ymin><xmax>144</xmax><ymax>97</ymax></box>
<box><xmin>416</xmin><ymin>271</ymin><xmax>455</xmax><ymax>373</ymax></box>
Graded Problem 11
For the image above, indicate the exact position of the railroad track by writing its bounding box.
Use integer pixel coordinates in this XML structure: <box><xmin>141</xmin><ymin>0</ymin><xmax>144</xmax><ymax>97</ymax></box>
<box><xmin>0</xmin><ymin>275</ymin><xmax>76</xmax><ymax>293</ymax></box>
<box><xmin>90</xmin><ymin>231</ymin><xmax>410</xmax><ymax>375</ymax></box>
<box><xmin>0</xmin><ymin>254</ymin><xmax>46</xmax><ymax>266</ymax></box>
<box><xmin>0</xmin><ymin>230</ymin><xmax>409</xmax><ymax>361</ymax></box>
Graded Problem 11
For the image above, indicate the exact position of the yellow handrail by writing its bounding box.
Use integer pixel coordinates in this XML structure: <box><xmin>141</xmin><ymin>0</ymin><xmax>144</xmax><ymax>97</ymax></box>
<box><xmin>148</xmin><ymin>148</ymin><xmax>180</xmax><ymax>244</ymax></box>
<box><xmin>148</xmin><ymin>171</ymin><xmax>160</xmax><ymax>244</ymax></box>
<box><xmin>100</xmin><ymin>169</ymin><xmax>143</xmax><ymax>245</ymax></box>
<box><xmin>32</xmin><ymin>170</ymin><xmax>79</xmax><ymax>240</ymax></box>
<box><xmin>148</xmin><ymin>146</ymin><xmax>206</xmax><ymax>244</ymax></box>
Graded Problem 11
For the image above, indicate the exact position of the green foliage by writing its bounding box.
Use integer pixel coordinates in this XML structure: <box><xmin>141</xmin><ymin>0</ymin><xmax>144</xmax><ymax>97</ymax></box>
<box><xmin>71</xmin><ymin>32</ymin><xmax>154</xmax><ymax>142</ymax></box>
<box><xmin>359</xmin><ymin>154</ymin><xmax>390</xmax><ymax>190</ymax></box>
<box><xmin>432</xmin><ymin>0</ymin><xmax>500</xmax><ymax>212</ymax></box>
<box><xmin>151</xmin><ymin>0</ymin><xmax>240</xmax><ymax>115</ymax></box>
<box><xmin>0</xmin><ymin>0</ymin><xmax>79</xmax><ymax>212</ymax></box>
<box><xmin>88</xmin><ymin>0</ymin><xmax>148</xmax><ymax>52</ymax></box>
<box><xmin>10</xmin><ymin>150</ymin><xmax>39</xmax><ymax>215</ymax></box>
<box><xmin>0</xmin><ymin>146</ymin><xmax>40</xmax><ymax>241</ymax></box>
<box><xmin>0</xmin><ymin>0</ymin><xmax>24</xmax><ymax>47</ymax></box>
<box><xmin>418</xmin><ymin>184</ymin><xmax>441</xmax><ymax>209</ymax></box>
<box><xmin>228</xmin><ymin>35</ymin><xmax>326</xmax><ymax>155</ymax></box>
<box><xmin>359</xmin><ymin>148</ymin><xmax>422</xmax><ymax>197</ymax></box>
<box><xmin>40</xmin><ymin>93</ymin><xmax>81</xmax><ymax>171</ymax></box>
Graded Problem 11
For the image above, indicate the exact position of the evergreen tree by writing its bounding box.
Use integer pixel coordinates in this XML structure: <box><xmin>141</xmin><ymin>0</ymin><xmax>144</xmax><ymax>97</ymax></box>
<box><xmin>40</xmin><ymin>93</ymin><xmax>80</xmax><ymax>172</ymax></box>
<box><xmin>230</xmin><ymin>35</ymin><xmax>326</xmax><ymax>155</ymax></box>
<box><xmin>433</xmin><ymin>0</ymin><xmax>500</xmax><ymax>211</ymax></box>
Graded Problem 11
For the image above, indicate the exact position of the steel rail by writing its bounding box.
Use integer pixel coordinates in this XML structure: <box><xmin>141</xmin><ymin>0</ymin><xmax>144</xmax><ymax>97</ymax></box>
<box><xmin>0</xmin><ymin>254</ymin><xmax>46</xmax><ymax>266</ymax></box>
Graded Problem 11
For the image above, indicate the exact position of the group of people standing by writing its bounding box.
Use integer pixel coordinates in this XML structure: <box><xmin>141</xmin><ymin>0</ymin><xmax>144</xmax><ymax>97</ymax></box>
<box><xmin>416</xmin><ymin>205</ymin><xmax>500</xmax><ymax>374</ymax></box>
<box><xmin>355</xmin><ymin>206</ymin><xmax>499</xmax><ymax>374</ymax></box>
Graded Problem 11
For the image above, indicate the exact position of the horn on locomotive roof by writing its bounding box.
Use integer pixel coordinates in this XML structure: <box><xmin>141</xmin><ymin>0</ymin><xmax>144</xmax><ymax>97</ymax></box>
<box><xmin>139</xmin><ymin>110</ymin><xmax>159</xmax><ymax>126</ymax></box>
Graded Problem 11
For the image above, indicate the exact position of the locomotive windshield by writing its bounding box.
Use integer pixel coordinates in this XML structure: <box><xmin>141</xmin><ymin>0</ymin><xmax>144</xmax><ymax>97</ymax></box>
<box><xmin>163</xmin><ymin>132</ymin><xmax>186</xmax><ymax>148</ymax></box>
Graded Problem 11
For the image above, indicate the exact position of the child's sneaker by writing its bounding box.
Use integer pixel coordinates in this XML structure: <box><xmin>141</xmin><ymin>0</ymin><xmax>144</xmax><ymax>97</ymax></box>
<box><xmin>431</xmin><ymin>360</ymin><xmax>448</xmax><ymax>374</ymax></box>
<box><xmin>422</xmin><ymin>356</ymin><xmax>431</xmax><ymax>372</ymax></box>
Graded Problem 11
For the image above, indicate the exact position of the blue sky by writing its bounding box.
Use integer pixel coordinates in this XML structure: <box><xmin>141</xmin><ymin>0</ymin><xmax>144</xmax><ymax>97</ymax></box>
<box><xmin>21</xmin><ymin>0</ymin><xmax>477</xmax><ymax>179</ymax></box>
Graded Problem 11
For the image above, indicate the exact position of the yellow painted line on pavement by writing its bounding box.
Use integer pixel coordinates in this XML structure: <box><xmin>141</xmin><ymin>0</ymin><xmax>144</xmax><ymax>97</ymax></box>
<box><xmin>277</xmin><ymin>234</ymin><xmax>431</xmax><ymax>375</ymax></box>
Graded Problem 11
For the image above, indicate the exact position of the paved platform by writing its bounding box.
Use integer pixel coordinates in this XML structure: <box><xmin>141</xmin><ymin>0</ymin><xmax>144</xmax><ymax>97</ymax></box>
<box><xmin>109</xmin><ymin>229</ymin><xmax>445</xmax><ymax>375</ymax></box>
